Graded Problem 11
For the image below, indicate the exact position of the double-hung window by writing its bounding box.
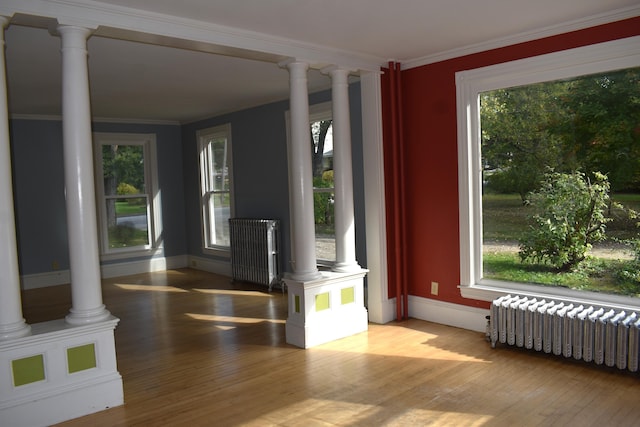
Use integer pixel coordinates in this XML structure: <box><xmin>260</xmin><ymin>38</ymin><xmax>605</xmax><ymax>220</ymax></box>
<box><xmin>94</xmin><ymin>132</ymin><xmax>161</xmax><ymax>259</ymax></box>
<box><xmin>197</xmin><ymin>124</ymin><xmax>233</xmax><ymax>254</ymax></box>
<box><xmin>456</xmin><ymin>36</ymin><xmax>640</xmax><ymax>305</ymax></box>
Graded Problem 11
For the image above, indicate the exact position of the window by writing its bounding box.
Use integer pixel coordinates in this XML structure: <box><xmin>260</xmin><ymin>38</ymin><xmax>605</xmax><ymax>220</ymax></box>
<box><xmin>456</xmin><ymin>36</ymin><xmax>640</xmax><ymax>305</ymax></box>
<box><xmin>197</xmin><ymin>124</ymin><xmax>233</xmax><ymax>254</ymax></box>
<box><xmin>94</xmin><ymin>133</ymin><xmax>161</xmax><ymax>259</ymax></box>
<box><xmin>309</xmin><ymin>102</ymin><xmax>336</xmax><ymax>263</ymax></box>
<box><xmin>285</xmin><ymin>101</ymin><xmax>336</xmax><ymax>264</ymax></box>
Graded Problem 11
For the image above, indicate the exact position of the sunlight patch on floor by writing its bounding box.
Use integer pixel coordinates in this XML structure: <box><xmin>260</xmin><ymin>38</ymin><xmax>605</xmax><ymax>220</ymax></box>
<box><xmin>185</xmin><ymin>313</ymin><xmax>286</xmax><ymax>324</ymax></box>
<box><xmin>193</xmin><ymin>288</ymin><xmax>273</xmax><ymax>297</ymax></box>
<box><xmin>114</xmin><ymin>283</ymin><xmax>189</xmax><ymax>292</ymax></box>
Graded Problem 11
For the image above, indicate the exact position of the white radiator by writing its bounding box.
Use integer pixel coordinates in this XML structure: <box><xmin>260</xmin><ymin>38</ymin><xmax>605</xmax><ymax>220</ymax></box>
<box><xmin>229</xmin><ymin>218</ymin><xmax>280</xmax><ymax>291</ymax></box>
<box><xmin>488</xmin><ymin>294</ymin><xmax>640</xmax><ymax>372</ymax></box>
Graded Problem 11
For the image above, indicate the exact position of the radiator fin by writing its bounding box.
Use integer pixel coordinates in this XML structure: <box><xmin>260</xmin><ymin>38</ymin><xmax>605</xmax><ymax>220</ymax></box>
<box><xmin>489</xmin><ymin>295</ymin><xmax>640</xmax><ymax>372</ymax></box>
<box><xmin>229</xmin><ymin>218</ymin><xmax>280</xmax><ymax>291</ymax></box>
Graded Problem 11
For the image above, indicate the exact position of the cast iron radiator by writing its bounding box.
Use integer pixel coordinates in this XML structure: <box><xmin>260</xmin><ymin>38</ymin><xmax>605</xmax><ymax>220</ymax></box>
<box><xmin>229</xmin><ymin>218</ymin><xmax>280</xmax><ymax>291</ymax></box>
<box><xmin>488</xmin><ymin>294</ymin><xmax>640</xmax><ymax>372</ymax></box>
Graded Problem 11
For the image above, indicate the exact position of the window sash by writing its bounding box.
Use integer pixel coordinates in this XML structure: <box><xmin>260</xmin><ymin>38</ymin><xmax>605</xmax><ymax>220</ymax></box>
<box><xmin>197</xmin><ymin>124</ymin><xmax>233</xmax><ymax>253</ymax></box>
<box><xmin>455</xmin><ymin>35</ymin><xmax>640</xmax><ymax>307</ymax></box>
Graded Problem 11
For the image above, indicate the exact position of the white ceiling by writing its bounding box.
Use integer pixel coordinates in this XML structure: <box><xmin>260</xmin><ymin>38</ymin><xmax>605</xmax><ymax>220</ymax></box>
<box><xmin>3</xmin><ymin>0</ymin><xmax>640</xmax><ymax>123</ymax></box>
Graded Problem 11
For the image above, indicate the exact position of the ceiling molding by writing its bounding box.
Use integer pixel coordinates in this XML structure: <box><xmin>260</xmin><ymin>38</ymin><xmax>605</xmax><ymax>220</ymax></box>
<box><xmin>0</xmin><ymin>0</ymin><xmax>385</xmax><ymax>72</ymax></box>
<box><xmin>402</xmin><ymin>4</ymin><xmax>640</xmax><ymax>70</ymax></box>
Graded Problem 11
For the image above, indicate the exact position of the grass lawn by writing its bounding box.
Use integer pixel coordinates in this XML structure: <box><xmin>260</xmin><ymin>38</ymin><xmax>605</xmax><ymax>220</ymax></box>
<box><xmin>483</xmin><ymin>192</ymin><xmax>640</xmax><ymax>297</ymax></box>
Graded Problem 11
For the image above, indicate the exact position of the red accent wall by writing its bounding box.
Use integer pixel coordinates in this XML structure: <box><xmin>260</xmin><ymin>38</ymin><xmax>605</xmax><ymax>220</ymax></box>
<box><xmin>384</xmin><ymin>16</ymin><xmax>640</xmax><ymax>309</ymax></box>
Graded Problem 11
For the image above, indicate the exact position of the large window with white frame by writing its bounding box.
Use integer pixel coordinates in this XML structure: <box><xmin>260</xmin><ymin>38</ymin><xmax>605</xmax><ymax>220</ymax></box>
<box><xmin>197</xmin><ymin>124</ymin><xmax>234</xmax><ymax>254</ymax></box>
<box><xmin>456</xmin><ymin>36</ymin><xmax>640</xmax><ymax>305</ymax></box>
<box><xmin>94</xmin><ymin>132</ymin><xmax>162</xmax><ymax>259</ymax></box>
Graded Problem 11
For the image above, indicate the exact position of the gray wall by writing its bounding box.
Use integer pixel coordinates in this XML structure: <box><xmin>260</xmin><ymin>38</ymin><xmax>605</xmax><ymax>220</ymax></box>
<box><xmin>10</xmin><ymin>81</ymin><xmax>366</xmax><ymax>279</ymax></box>
<box><xmin>181</xmin><ymin>82</ymin><xmax>367</xmax><ymax>275</ymax></box>
<box><xmin>9</xmin><ymin>119</ymin><xmax>186</xmax><ymax>275</ymax></box>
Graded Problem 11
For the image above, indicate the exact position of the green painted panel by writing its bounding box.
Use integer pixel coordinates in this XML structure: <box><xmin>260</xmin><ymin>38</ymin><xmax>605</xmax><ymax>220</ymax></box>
<box><xmin>295</xmin><ymin>295</ymin><xmax>301</xmax><ymax>313</ymax></box>
<box><xmin>341</xmin><ymin>287</ymin><xmax>355</xmax><ymax>305</ymax></box>
<box><xmin>315</xmin><ymin>292</ymin><xmax>330</xmax><ymax>312</ymax></box>
<box><xmin>12</xmin><ymin>354</ymin><xmax>45</xmax><ymax>387</ymax></box>
<box><xmin>67</xmin><ymin>343</ymin><xmax>97</xmax><ymax>373</ymax></box>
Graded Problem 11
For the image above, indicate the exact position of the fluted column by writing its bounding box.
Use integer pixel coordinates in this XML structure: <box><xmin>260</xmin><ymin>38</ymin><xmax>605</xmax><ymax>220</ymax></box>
<box><xmin>284</xmin><ymin>60</ymin><xmax>321</xmax><ymax>281</ymax></box>
<box><xmin>58</xmin><ymin>25</ymin><xmax>110</xmax><ymax>325</ymax></box>
<box><xmin>327</xmin><ymin>67</ymin><xmax>361</xmax><ymax>272</ymax></box>
<box><xmin>0</xmin><ymin>16</ymin><xmax>31</xmax><ymax>340</ymax></box>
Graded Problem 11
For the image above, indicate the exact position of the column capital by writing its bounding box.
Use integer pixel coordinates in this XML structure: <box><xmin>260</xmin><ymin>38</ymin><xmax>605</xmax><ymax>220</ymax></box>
<box><xmin>278</xmin><ymin>57</ymin><xmax>311</xmax><ymax>71</ymax></box>
<box><xmin>320</xmin><ymin>65</ymin><xmax>355</xmax><ymax>77</ymax></box>
<box><xmin>0</xmin><ymin>16</ymin><xmax>11</xmax><ymax>30</ymax></box>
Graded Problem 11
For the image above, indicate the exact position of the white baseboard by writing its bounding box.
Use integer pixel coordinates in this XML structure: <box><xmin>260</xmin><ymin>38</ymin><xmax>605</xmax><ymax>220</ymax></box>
<box><xmin>21</xmin><ymin>255</ymin><xmax>189</xmax><ymax>290</ymax></box>
<box><xmin>408</xmin><ymin>295</ymin><xmax>489</xmax><ymax>333</ymax></box>
<box><xmin>187</xmin><ymin>255</ymin><xmax>232</xmax><ymax>277</ymax></box>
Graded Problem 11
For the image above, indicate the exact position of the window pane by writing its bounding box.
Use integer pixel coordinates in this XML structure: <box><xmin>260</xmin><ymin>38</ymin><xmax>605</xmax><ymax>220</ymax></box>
<box><xmin>311</xmin><ymin>119</ymin><xmax>335</xmax><ymax>262</ymax></box>
<box><xmin>206</xmin><ymin>192</ymin><xmax>230</xmax><ymax>246</ymax></box>
<box><xmin>480</xmin><ymin>67</ymin><xmax>640</xmax><ymax>296</ymax></box>
<box><xmin>102</xmin><ymin>144</ymin><xmax>145</xmax><ymax>195</ymax></box>
<box><xmin>106</xmin><ymin>197</ymin><xmax>149</xmax><ymax>249</ymax></box>
<box><xmin>208</xmin><ymin>138</ymin><xmax>229</xmax><ymax>192</ymax></box>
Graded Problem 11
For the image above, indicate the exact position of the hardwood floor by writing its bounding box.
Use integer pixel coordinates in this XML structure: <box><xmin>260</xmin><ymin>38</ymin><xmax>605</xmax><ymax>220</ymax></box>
<box><xmin>21</xmin><ymin>269</ymin><xmax>640</xmax><ymax>426</ymax></box>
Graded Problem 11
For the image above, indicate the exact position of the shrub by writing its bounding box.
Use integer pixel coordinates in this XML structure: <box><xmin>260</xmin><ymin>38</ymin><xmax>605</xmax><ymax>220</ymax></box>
<box><xmin>117</xmin><ymin>182</ymin><xmax>138</xmax><ymax>195</ymax></box>
<box><xmin>519</xmin><ymin>171</ymin><xmax>612</xmax><ymax>271</ymax></box>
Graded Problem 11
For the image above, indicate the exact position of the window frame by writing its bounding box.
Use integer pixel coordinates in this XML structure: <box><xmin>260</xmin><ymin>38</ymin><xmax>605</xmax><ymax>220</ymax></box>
<box><xmin>93</xmin><ymin>132</ymin><xmax>162</xmax><ymax>261</ymax></box>
<box><xmin>456</xmin><ymin>35</ymin><xmax>640</xmax><ymax>306</ymax></box>
<box><xmin>197</xmin><ymin>123</ymin><xmax>234</xmax><ymax>256</ymax></box>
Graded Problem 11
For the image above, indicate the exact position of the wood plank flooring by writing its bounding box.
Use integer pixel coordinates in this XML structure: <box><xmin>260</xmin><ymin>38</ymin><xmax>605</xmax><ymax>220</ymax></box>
<box><xmin>20</xmin><ymin>268</ymin><xmax>640</xmax><ymax>426</ymax></box>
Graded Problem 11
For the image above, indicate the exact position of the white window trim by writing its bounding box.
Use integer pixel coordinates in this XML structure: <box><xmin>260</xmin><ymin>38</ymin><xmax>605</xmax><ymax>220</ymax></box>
<box><xmin>456</xmin><ymin>35</ymin><xmax>640</xmax><ymax>308</ymax></box>
<box><xmin>94</xmin><ymin>132</ymin><xmax>163</xmax><ymax>261</ymax></box>
<box><xmin>197</xmin><ymin>123</ymin><xmax>234</xmax><ymax>257</ymax></box>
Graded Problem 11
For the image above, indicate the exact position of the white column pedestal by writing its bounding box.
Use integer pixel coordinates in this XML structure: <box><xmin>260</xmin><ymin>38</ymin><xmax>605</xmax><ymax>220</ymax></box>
<box><xmin>285</xmin><ymin>269</ymin><xmax>368</xmax><ymax>348</ymax></box>
<box><xmin>0</xmin><ymin>317</ymin><xmax>123</xmax><ymax>427</ymax></box>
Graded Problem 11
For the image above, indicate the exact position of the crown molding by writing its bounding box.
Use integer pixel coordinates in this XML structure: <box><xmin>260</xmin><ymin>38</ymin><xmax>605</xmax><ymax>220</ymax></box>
<box><xmin>0</xmin><ymin>0</ymin><xmax>385</xmax><ymax>72</ymax></box>
<box><xmin>402</xmin><ymin>5</ymin><xmax>640</xmax><ymax>70</ymax></box>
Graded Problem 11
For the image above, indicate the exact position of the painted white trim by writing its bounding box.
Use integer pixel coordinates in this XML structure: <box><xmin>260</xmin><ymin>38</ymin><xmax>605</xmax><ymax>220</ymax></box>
<box><xmin>9</xmin><ymin>114</ymin><xmax>180</xmax><ymax>126</ymax></box>
<box><xmin>455</xmin><ymin>36</ymin><xmax>640</xmax><ymax>306</ymax></box>
<box><xmin>408</xmin><ymin>295</ymin><xmax>488</xmax><ymax>333</ymax></box>
<box><xmin>360</xmin><ymin>71</ymin><xmax>392</xmax><ymax>324</ymax></box>
<box><xmin>20</xmin><ymin>255</ymin><xmax>189</xmax><ymax>289</ymax></box>
<box><xmin>403</xmin><ymin>5</ymin><xmax>640</xmax><ymax>69</ymax></box>
<box><xmin>0</xmin><ymin>0</ymin><xmax>383</xmax><ymax>72</ymax></box>
<box><xmin>0</xmin><ymin>317</ymin><xmax>122</xmax><ymax>426</ymax></box>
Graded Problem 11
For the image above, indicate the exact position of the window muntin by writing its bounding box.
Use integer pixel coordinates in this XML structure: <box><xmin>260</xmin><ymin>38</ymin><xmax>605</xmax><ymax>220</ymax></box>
<box><xmin>197</xmin><ymin>124</ymin><xmax>233</xmax><ymax>253</ymax></box>
<box><xmin>94</xmin><ymin>133</ymin><xmax>161</xmax><ymax>259</ymax></box>
<box><xmin>456</xmin><ymin>36</ymin><xmax>640</xmax><ymax>305</ymax></box>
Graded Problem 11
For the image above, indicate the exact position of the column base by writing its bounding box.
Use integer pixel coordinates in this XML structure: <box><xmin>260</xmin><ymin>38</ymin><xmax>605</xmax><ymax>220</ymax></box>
<box><xmin>0</xmin><ymin>316</ymin><xmax>123</xmax><ymax>427</ymax></box>
<box><xmin>0</xmin><ymin>321</ymin><xmax>31</xmax><ymax>341</ymax></box>
<box><xmin>65</xmin><ymin>305</ymin><xmax>111</xmax><ymax>325</ymax></box>
<box><xmin>285</xmin><ymin>269</ymin><xmax>368</xmax><ymax>348</ymax></box>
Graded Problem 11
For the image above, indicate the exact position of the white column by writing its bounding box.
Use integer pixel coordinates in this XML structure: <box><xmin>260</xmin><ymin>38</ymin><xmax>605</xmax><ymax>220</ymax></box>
<box><xmin>327</xmin><ymin>67</ymin><xmax>361</xmax><ymax>272</ymax></box>
<box><xmin>58</xmin><ymin>25</ymin><xmax>110</xmax><ymax>325</ymax></box>
<box><xmin>0</xmin><ymin>17</ymin><xmax>31</xmax><ymax>340</ymax></box>
<box><xmin>284</xmin><ymin>60</ymin><xmax>321</xmax><ymax>281</ymax></box>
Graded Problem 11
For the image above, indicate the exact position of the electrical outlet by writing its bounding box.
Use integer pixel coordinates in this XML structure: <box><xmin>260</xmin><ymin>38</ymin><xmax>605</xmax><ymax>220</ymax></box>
<box><xmin>431</xmin><ymin>281</ymin><xmax>439</xmax><ymax>295</ymax></box>
<box><xmin>52</xmin><ymin>260</ymin><xmax>60</xmax><ymax>271</ymax></box>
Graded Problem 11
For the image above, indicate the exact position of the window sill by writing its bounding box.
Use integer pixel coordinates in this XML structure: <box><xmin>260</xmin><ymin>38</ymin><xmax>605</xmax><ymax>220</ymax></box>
<box><xmin>460</xmin><ymin>279</ymin><xmax>640</xmax><ymax>312</ymax></box>
<box><xmin>101</xmin><ymin>247</ymin><xmax>164</xmax><ymax>262</ymax></box>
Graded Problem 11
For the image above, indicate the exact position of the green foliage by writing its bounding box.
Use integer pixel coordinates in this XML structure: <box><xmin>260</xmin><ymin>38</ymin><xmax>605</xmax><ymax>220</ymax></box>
<box><xmin>484</xmin><ymin>252</ymin><xmax>640</xmax><ymax>297</ymax></box>
<box><xmin>518</xmin><ymin>171</ymin><xmax>612</xmax><ymax>271</ymax></box>
<box><xmin>313</xmin><ymin>174</ymin><xmax>334</xmax><ymax>228</ymax></box>
<box><xmin>116</xmin><ymin>182</ymin><xmax>139</xmax><ymax>195</ymax></box>
<box><xmin>481</xmin><ymin>67</ymin><xmax>640</xmax><ymax>195</ymax></box>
